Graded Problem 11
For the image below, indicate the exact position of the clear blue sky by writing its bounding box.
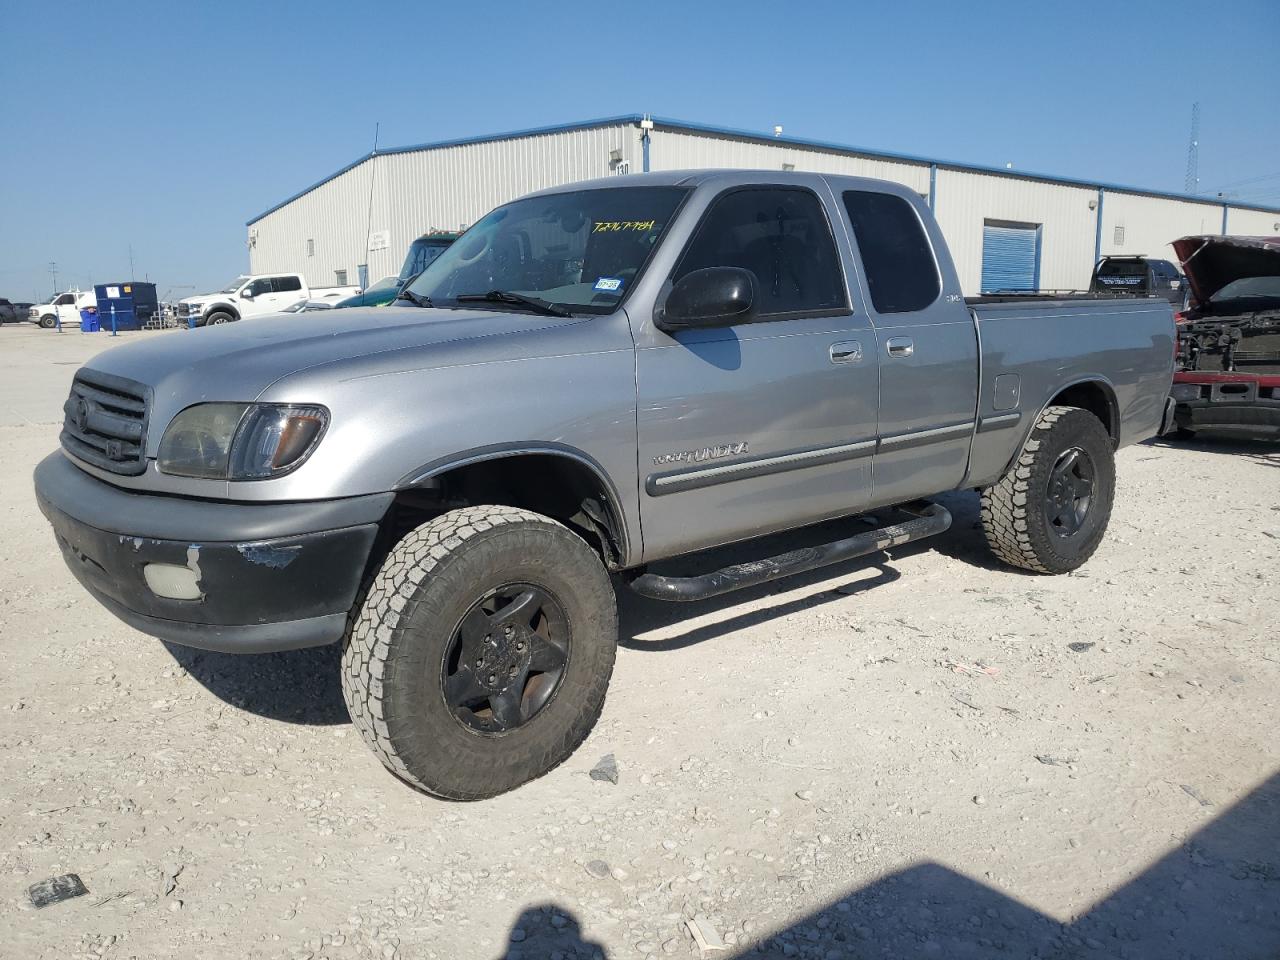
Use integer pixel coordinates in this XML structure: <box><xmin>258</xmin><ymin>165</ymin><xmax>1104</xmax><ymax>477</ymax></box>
<box><xmin>3</xmin><ymin>0</ymin><xmax>1278</xmax><ymax>302</ymax></box>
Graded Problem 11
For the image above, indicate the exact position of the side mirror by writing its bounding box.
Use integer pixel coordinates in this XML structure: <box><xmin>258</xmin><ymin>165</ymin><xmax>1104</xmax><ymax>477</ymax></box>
<box><xmin>658</xmin><ymin>267</ymin><xmax>756</xmax><ymax>331</ymax></box>
<box><xmin>239</xmin><ymin>288</ymin><xmax>255</xmax><ymax>299</ymax></box>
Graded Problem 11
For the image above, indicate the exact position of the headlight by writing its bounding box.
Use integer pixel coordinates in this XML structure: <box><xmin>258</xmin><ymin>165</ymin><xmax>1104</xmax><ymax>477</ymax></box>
<box><xmin>157</xmin><ymin>403</ymin><xmax>328</xmax><ymax>480</ymax></box>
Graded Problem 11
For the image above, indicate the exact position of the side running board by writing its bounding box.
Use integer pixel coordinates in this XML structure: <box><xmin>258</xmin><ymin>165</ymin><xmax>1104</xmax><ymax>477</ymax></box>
<box><xmin>628</xmin><ymin>502</ymin><xmax>951</xmax><ymax>602</ymax></box>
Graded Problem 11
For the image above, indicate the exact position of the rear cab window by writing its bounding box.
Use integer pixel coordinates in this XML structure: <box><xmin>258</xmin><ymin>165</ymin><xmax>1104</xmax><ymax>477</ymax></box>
<box><xmin>274</xmin><ymin>276</ymin><xmax>303</xmax><ymax>293</ymax></box>
<box><xmin>673</xmin><ymin>187</ymin><xmax>847</xmax><ymax>318</ymax></box>
<box><xmin>840</xmin><ymin>191</ymin><xmax>940</xmax><ymax>314</ymax></box>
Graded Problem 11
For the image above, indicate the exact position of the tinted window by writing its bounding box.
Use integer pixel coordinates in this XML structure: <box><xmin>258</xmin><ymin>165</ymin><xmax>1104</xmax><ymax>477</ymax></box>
<box><xmin>674</xmin><ymin>188</ymin><xmax>846</xmax><ymax>317</ymax></box>
<box><xmin>248</xmin><ymin>278</ymin><xmax>273</xmax><ymax>296</ymax></box>
<box><xmin>55</xmin><ymin>294</ymin><xmax>75</xmax><ymax>305</ymax></box>
<box><xmin>273</xmin><ymin>276</ymin><xmax>302</xmax><ymax>293</ymax></box>
<box><xmin>841</xmin><ymin>191</ymin><xmax>940</xmax><ymax>314</ymax></box>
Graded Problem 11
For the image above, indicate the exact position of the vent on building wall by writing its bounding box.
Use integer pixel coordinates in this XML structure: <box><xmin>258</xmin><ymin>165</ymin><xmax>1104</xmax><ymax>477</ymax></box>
<box><xmin>1113</xmin><ymin>225</ymin><xmax>1125</xmax><ymax>247</ymax></box>
<box><xmin>335</xmin><ymin>269</ymin><xmax>348</xmax><ymax>286</ymax></box>
<box><xmin>307</xmin><ymin>239</ymin><xmax>314</xmax><ymax>257</ymax></box>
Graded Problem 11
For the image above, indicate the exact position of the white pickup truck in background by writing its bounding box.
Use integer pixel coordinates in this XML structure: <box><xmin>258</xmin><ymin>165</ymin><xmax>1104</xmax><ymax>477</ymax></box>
<box><xmin>177</xmin><ymin>274</ymin><xmax>360</xmax><ymax>327</ymax></box>
<box><xmin>29</xmin><ymin>290</ymin><xmax>97</xmax><ymax>328</ymax></box>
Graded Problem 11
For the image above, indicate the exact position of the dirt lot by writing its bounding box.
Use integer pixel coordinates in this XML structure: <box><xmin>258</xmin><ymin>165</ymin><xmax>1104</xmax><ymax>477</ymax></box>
<box><xmin>1</xmin><ymin>323</ymin><xmax>1277</xmax><ymax>960</ymax></box>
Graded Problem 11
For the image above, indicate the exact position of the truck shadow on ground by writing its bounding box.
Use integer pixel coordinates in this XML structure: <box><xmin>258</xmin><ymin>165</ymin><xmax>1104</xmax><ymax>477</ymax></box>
<box><xmin>162</xmin><ymin>639</ymin><xmax>349</xmax><ymax>725</ymax></box>
<box><xmin>166</xmin><ymin>491</ymin><xmax>1006</xmax><ymax>718</ymax></box>
<box><xmin>618</xmin><ymin>488</ymin><xmax>1013</xmax><ymax>652</ymax></box>
<box><xmin>1145</xmin><ymin>432</ymin><xmax>1280</xmax><ymax>465</ymax></box>
<box><xmin>495</xmin><ymin>771</ymin><xmax>1280</xmax><ymax>959</ymax></box>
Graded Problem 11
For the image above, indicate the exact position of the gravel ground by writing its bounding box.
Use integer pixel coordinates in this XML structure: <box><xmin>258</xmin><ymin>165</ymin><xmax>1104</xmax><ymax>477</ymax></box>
<box><xmin>1</xmin><ymin>324</ymin><xmax>1278</xmax><ymax>960</ymax></box>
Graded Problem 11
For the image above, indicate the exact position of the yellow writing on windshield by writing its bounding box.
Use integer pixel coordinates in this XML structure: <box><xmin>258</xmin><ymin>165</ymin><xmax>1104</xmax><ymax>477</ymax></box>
<box><xmin>592</xmin><ymin>220</ymin><xmax>656</xmax><ymax>233</ymax></box>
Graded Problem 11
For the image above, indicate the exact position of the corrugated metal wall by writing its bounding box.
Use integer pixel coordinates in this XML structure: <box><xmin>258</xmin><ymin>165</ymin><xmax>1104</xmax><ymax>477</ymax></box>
<box><xmin>932</xmin><ymin>168</ymin><xmax>1097</xmax><ymax>292</ymax></box>
<box><xmin>248</xmin><ymin>118</ymin><xmax>1280</xmax><ymax>296</ymax></box>
<box><xmin>1099</xmin><ymin>193</ymin><xmax>1228</xmax><ymax>267</ymax></box>
<box><xmin>250</xmin><ymin>123</ymin><xmax>641</xmax><ymax>286</ymax></box>
<box><xmin>647</xmin><ymin>129</ymin><xmax>932</xmax><ymax>194</ymax></box>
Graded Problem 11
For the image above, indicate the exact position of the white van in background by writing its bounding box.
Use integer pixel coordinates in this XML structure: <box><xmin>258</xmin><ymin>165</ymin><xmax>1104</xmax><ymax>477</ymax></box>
<box><xmin>29</xmin><ymin>290</ymin><xmax>97</xmax><ymax>328</ymax></box>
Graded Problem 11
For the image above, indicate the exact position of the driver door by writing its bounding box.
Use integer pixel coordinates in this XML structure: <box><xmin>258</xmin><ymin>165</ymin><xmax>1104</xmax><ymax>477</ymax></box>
<box><xmin>634</xmin><ymin>186</ymin><xmax>879</xmax><ymax>561</ymax></box>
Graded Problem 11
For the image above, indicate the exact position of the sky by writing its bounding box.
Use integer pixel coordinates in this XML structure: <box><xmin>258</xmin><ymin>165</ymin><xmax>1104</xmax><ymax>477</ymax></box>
<box><xmin>3</xmin><ymin>0</ymin><xmax>1278</xmax><ymax>302</ymax></box>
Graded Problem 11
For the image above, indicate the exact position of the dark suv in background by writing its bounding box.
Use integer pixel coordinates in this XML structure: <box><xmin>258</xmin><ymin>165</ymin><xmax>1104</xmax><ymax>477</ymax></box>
<box><xmin>1090</xmin><ymin>256</ymin><xmax>1187</xmax><ymax>305</ymax></box>
<box><xmin>0</xmin><ymin>298</ymin><xmax>34</xmax><ymax>323</ymax></box>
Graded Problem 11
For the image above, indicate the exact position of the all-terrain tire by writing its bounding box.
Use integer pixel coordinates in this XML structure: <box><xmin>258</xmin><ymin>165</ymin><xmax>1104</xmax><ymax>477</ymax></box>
<box><xmin>205</xmin><ymin>311</ymin><xmax>234</xmax><ymax>325</ymax></box>
<box><xmin>39</xmin><ymin>314</ymin><xmax>57</xmax><ymax>329</ymax></box>
<box><xmin>980</xmin><ymin>405</ymin><xmax>1115</xmax><ymax>574</ymax></box>
<box><xmin>341</xmin><ymin>505</ymin><xmax>617</xmax><ymax>800</ymax></box>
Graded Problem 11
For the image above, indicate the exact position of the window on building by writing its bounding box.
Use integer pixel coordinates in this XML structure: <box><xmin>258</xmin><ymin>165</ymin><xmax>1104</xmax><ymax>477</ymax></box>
<box><xmin>273</xmin><ymin>276</ymin><xmax>302</xmax><ymax>293</ymax></box>
<box><xmin>334</xmin><ymin>269</ymin><xmax>348</xmax><ymax>286</ymax></box>
<box><xmin>1113</xmin><ymin>225</ymin><xmax>1125</xmax><ymax>247</ymax></box>
<box><xmin>674</xmin><ymin>187</ymin><xmax>846</xmax><ymax>318</ymax></box>
<box><xmin>841</xmin><ymin>190</ymin><xmax>940</xmax><ymax>314</ymax></box>
<box><xmin>306</xmin><ymin>239</ymin><xmax>315</xmax><ymax>257</ymax></box>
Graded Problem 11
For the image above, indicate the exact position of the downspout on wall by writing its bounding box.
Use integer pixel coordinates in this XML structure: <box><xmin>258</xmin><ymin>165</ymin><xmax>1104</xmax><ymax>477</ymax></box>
<box><xmin>1093</xmin><ymin>187</ymin><xmax>1105</xmax><ymax>266</ymax></box>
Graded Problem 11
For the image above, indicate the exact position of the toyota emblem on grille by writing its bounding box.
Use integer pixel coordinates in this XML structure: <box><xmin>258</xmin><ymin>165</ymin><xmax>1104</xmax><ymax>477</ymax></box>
<box><xmin>73</xmin><ymin>397</ymin><xmax>92</xmax><ymax>433</ymax></box>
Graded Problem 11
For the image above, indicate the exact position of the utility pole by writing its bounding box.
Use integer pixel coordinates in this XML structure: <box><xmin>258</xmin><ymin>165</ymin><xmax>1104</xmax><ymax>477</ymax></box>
<box><xmin>48</xmin><ymin>261</ymin><xmax>59</xmax><ymax>296</ymax></box>
<box><xmin>128</xmin><ymin>244</ymin><xmax>136</xmax><ymax>281</ymax></box>
<box><xmin>1184</xmin><ymin>102</ymin><xmax>1200</xmax><ymax>194</ymax></box>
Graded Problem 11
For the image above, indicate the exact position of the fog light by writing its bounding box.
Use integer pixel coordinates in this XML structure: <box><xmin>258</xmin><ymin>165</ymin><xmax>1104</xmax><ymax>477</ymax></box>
<box><xmin>143</xmin><ymin>563</ymin><xmax>202</xmax><ymax>600</ymax></box>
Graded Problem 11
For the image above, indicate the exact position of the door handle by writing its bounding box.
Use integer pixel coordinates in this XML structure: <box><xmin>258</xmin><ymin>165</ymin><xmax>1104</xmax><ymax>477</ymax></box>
<box><xmin>886</xmin><ymin>337</ymin><xmax>914</xmax><ymax>358</ymax></box>
<box><xmin>829</xmin><ymin>340</ymin><xmax>862</xmax><ymax>364</ymax></box>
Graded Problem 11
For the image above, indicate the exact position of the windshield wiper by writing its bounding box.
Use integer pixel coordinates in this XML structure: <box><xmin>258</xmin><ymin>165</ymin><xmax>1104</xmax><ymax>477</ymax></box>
<box><xmin>454</xmin><ymin>290</ymin><xmax>572</xmax><ymax>317</ymax></box>
<box><xmin>396</xmin><ymin>288</ymin><xmax>433</xmax><ymax>308</ymax></box>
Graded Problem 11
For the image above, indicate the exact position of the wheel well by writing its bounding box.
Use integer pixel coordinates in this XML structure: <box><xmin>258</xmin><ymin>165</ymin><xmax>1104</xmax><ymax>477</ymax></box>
<box><xmin>1049</xmin><ymin>381</ymin><xmax>1118</xmax><ymax>444</ymax></box>
<box><xmin>381</xmin><ymin>453</ymin><xmax>626</xmax><ymax>568</ymax></box>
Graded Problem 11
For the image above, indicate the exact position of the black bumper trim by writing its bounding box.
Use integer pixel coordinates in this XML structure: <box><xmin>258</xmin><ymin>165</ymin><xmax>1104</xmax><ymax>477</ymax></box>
<box><xmin>1175</xmin><ymin>399</ymin><xmax>1280</xmax><ymax>431</ymax></box>
<box><xmin>34</xmin><ymin>451</ymin><xmax>387</xmax><ymax>653</ymax></box>
<box><xmin>87</xmin><ymin>583</ymin><xmax>348</xmax><ymax>653</ymax></box>
<box><xmin>35</xmin><ymin>452</ymin><xmax>393</xmax><ymax>540</ymax></box>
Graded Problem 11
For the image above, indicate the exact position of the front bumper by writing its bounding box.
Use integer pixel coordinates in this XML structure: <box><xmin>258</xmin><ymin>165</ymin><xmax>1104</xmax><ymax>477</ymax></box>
<box><xmin>34</xmin><ymin>452</ymin><xmax>393</xmax><ymax>653</ymax></box>
<box><xmin>1171</xmin><ymin>379</ymin><xmax>1280</xmax><ymax>435</ymax></box>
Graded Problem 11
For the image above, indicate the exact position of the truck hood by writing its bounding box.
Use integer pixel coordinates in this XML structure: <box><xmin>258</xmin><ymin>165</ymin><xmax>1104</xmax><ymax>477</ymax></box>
<box><xmin>83</xmin><ymin>305</ymin><xmax>586</xmax><ymax>427</ymax></box>
<box><xmin>1173</xmin><ymin>235</ymin><xmax>1280</xmax><ymax>305</ymax></box>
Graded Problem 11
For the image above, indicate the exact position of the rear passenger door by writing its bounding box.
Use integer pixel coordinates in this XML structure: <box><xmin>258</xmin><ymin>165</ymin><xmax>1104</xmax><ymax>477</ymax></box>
<box><xmin>839</xmin><ymin>189</ymin><xmax>978</xmax><ymax>506</ymax></box>
<box><xmin>635</xmin><ymin>186</ymin><xmax>880</xmax><ymax>560</ymax></box>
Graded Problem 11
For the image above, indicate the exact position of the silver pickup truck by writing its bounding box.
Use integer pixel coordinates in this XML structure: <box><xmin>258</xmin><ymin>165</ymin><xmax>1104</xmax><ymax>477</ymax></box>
<box><xmin>34</xmin><ymin>171</ymin><xmax>1174</xmax><ymax>799</ymax></box>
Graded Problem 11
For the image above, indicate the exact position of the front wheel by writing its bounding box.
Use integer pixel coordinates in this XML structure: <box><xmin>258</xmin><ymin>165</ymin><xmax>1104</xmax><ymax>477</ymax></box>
<box><xmin>341</xmin><ymin>505</ymin><xmax>617</xmax><ymax>800</ymax></box>
<box><xmin>980</xmin><ymin>405</ymin><xmax>1115</xmax><ymax>574</ymax></box>
<box><xmin>205</xmin><ymin>311</ymin><xmax>234</xmax><ymax>326</ymax></box>
<box><xmin>39</xmin><ymin>314</ymin><xmax>57</xmax><ymax>329</ymax></box>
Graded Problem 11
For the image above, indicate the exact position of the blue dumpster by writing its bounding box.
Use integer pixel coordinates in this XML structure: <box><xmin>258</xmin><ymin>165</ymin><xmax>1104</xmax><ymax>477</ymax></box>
<box><xmin>92</xmin><ymin>282</ymin><xmax>158</xmax><ymax>331</ymax></box>
<box><xmin>79</xmin><ymin>308</ymin><xmax>100</xmax><ymax>333</ymax></box>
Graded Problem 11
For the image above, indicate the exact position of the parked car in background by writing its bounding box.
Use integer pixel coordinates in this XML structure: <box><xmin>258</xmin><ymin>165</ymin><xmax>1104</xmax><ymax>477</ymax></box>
<box><xmin>29</xmin><ymin>290</ymin><xmax>96</xmax><ymax>328</ymax></box>
<box><xmin>0</xmin><ymin>298</ymin><xmax>34</xmax><ymax>323</ymax></box>
<box><xmin>34</xmin><ymin>170</ymin><xmax>1174</xmax><ymax>800</ymax></box>
<box><xmin>398</xmin><ymin>232</ymin><xmax>458</xmax><ymax>288</ymax></box>
<box><xmin>1168</xmin><ymin>235</ymin><xmax>1280</xmax><ymax>439</ymax></box>
<box><xmin>332</xmin><ymin>275</ymin><xmax>399</xmax><ymax>308</ymax></box>
<box><xmin>1089</xmin><ymin>255</ymin><xmax>1187</xmax><ymax>304</ymax></box>
<box><xmin>279</xmin><ymin>300</ymin><xmax>335</xmax><ymax>313</ymax></box>
<box><xmin>178</xmin><ymin>274</ymin><xmax>359</xmax><ymax>326</ymax></box>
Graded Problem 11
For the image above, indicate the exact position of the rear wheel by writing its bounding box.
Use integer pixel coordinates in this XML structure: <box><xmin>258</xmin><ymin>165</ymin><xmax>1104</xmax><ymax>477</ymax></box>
<box><xmin>341</xmin><ymin>505</ymin><xmax>617</xmax><ymax>800</ymax></box>
<box><xmin>980</xmin><ymin>405</ymin><xmax>1115</xmax><ymax>574</ymax></box>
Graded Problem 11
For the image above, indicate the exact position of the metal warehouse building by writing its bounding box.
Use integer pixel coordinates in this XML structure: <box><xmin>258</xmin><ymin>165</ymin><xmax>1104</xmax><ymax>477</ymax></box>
<box><xmin>247</xmin><ymin>114</ymin><xmax>1280</xmax><ymax>295</ymax></box>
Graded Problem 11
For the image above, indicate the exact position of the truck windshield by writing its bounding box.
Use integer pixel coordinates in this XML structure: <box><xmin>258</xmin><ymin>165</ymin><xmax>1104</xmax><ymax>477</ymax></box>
<box><xmin>398</xmin><ymin>238</ymin><xmax>455</xmax><ymax>283</ymax></box>
<box><xmin>220</xmin><ymin>276</ymin><xmax>250</xmax><ymax>294</ymax></box>
<box><xmin>404</xmin><ymin>187</ymin><xmax>689</xmax><ymax>316</ymax></box>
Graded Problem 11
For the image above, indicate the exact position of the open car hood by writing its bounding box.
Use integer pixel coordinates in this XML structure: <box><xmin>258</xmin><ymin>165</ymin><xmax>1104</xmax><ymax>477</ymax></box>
<box><xmin>1173</xmin><ymin>235</ymin><xmax>1280</xmax><ymax>306</ymax></box>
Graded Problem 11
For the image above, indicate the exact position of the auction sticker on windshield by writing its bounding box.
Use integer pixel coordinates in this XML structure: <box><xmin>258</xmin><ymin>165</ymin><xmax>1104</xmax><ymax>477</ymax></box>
<box><xmin>593</xmin><ymin>277</ymin><xmax>624</xmax><ymax>293</ymax></box>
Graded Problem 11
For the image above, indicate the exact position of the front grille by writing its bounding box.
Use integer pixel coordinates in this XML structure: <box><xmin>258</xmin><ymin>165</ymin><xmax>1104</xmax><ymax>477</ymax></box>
<box><xmin>177</xmin><ymin>302</ymin><xmax>193</xmax><ymax>317</ymax></box>
<box><xmin>60</xmin><ymin>370</ymin><xmax>151</xmax><ymax>475</ymax></box>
